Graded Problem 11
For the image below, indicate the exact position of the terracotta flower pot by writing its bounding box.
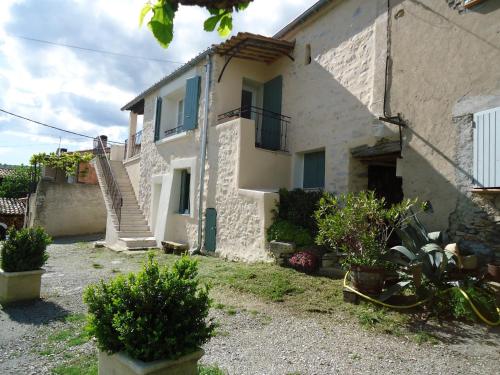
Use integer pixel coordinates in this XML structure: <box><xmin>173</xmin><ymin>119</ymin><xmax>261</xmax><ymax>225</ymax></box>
<box><xmin>350</xmin><ymin>266</ymin><xmax>385</xmax><ymax>296</ymax></box>
<box><xmin>487</xmin><ymin>263</ymin><xmax>500</xmax><ymax>282</ymax></box>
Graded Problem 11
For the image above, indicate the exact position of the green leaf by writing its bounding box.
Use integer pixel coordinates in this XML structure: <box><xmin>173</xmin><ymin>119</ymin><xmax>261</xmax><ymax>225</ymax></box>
<box><xmin>139</xmin><ymin>3</ymin><xmax>152</xmax><ymax>27</ymax></box>
<box><xmin>389</xmin><ymin>245</ymin><xmax>417</xmax><ymax>264</ymax></box>
<box><xmin>147</xmin><ymin>2</ymin><xmax>176</xmax><ymax>48</ymax></box>
<box><xmin>217</xmin><ymin>14</ymin><xmax>232</xmax><ymax>37</ymax></box>
<box><xmin>235</xmin><ymin>2</ymin><xmax>250</xmax><ymax>12</ymax></box>
<box><xmin>204</xmin><ymin>15</ymin><xmax>220</xmax><ymax>32</ymax></box>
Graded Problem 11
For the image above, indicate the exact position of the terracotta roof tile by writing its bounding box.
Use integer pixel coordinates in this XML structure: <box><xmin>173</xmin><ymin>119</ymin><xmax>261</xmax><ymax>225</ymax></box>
<box><xmin>0</xmin><ymin>198</ymin><xmax>26</xmax><ymax>216</ymax></box>
<box><xmin>0</xmin><ymin>168</ymin><xmax>13</xmax><ymax>178</ymax></box>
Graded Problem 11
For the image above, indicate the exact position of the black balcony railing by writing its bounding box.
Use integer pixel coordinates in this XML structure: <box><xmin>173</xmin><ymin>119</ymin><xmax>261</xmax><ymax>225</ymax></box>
<box><xmin>94</xmin><ymin>136</ymin><xmax>123</xmax><ymax>230</ymax></box>
<box><xmin>217</xmin><ymin>106</ymin><xmax>290</xmax><ymax>152</ymax></box>
<box><xmin>164</xmin><ymin>126</ymin><xmax>185</xmax><ymax>138</ymax></box>
<box><xmin>124</xmin><ymin>130</ymin><xmax>142</xmax><ymax>159</ymax></box>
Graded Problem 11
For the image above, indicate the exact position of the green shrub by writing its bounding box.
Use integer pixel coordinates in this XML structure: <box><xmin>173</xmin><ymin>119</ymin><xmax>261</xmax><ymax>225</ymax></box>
<box><xmin>1</xmin><ymin>227</ymin><xmax>51</xmax><ymax>272</ymax></box>
<box><xmin>315</xmin><ymin>191</ymin><xmax>418</xmax><ymax>267</ymax></box>
<box><xmin>84</xmin><ymin>254</ymin><xmax>214</xmax><ymax>362</ymax></box>
<box><xmin>266</xmin><ymin>220</ymin><xmax>313</xmax><ymax>247</ymax></box>
<box><xmin>275</xmin><ymin>188</ymin><xmax>322</xmax><ymax>236</ymax></box>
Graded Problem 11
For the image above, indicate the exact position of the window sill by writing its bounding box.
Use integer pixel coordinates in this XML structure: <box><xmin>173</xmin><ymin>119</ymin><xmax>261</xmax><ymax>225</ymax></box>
<box><xmin>155</xmin><ymin>131</ymin><xmax>189</xmax><ymax>145</ymax></box>
<box><xmin>471</xmin><ymin>188</ymin><xmax>500</xmax><ymax>194</ymax></box>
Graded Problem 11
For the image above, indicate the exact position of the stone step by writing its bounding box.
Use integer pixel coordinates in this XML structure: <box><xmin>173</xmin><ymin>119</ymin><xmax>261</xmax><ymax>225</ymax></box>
<box><xmin>117</xmin><ymin>230</ymin><xmax>153</xmax><ymax>237</ymax></box>
<box><xmin>118</xmin><ymin>237</ymin><xmax>157</xmax><ymax>249</ymax></box>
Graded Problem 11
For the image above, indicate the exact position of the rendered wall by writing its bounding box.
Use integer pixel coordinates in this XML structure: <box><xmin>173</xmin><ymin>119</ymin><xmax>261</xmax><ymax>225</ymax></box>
<box><xmin>388</xmin><ymin>0</ymin><xmax>500</xmax><ymax>247</ymax></box>
<box><xmin>28</xmin><ymin>180</ymin><xmax>107</xmax><ymax>237</ymax></box>
<box><xmin>275</xmin><ymin>0</ymin><xmax>390</xmax><ymax>193</ymax></box>
<box><xmin>123</xmin><ymin>157</ymin><xmax>141</xmax><ymax>200</ymax></box>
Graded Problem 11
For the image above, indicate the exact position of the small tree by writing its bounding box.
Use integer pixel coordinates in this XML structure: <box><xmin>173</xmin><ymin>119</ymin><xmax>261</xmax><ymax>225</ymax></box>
<box><xmin>0</xmin><ymin>166</ymin><xmax>32</xmax><ymax>198</ymax></box>
<box><xmin>140</xmin><ymin>0</ymin><xmax>252</xmax><ymax>48</ymax></box>
<box><xmin>30</xmin><ymin>152</ymin><xmax>93</xmax><ymax>177</ymax></box>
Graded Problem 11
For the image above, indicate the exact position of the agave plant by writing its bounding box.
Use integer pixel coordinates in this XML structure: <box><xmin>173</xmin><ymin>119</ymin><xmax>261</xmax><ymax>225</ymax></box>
<box><xmin>388</xmin><ymin>213</ymin><xmax>457</xmax><ymax>287</ymax></box>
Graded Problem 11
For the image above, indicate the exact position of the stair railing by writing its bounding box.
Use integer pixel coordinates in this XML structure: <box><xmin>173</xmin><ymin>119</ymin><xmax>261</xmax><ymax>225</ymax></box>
<box><xmin>93</xmin><ymin>137</ymin><xmax>123</xmax><ymax>231</ymax></box>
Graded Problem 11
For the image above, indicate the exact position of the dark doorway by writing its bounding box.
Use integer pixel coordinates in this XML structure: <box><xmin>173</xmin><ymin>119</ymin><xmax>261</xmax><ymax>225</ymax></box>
<box><xmin>368</xmin><ymin>165</ymin><xmax>403</xmax><ymax>205</ymax></box>
<box><xmin>241</xmin><ymin>90</ymin><xmax>253</xmax><ymax>119</ymax></box>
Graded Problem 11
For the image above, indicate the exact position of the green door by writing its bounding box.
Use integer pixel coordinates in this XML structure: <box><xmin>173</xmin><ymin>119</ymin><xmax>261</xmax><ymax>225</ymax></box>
<box><xmin>204</xmin><ymin>208</ymin><xmax>217</xmax><ymax>252</ymax></box>
<box><xmin>262</xmin><ymin>75</ymin><xmax>283</xmax><ymax>150</ymax></box>
<box><xmin>303</xmin><ymin>151</ymin><xmax>325</xmax><ymax>189</ymax></box>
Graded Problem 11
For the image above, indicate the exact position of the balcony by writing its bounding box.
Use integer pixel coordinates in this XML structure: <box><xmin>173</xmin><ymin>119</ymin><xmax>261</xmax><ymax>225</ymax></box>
<box><xmin>217</xmin><ymin>106</ymin><xmax>290</xmax><ymax>152</ymax></box>
<box><xmin>124</xmin><ymin>130</ymin><xmax>142</xmax><ymax>159</ymax></box>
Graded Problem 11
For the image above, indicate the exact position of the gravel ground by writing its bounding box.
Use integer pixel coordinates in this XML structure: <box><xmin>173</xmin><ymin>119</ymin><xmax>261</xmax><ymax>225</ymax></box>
<box><xmin>1</xmin><ymin>237</ymin><xmax>499</xmax><ymax>375</ymax></box>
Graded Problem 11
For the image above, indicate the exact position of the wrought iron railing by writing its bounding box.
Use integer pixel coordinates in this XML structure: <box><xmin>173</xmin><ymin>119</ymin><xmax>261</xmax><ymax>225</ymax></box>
<box><xmin>217</xmin><ymin>106</ymin><xmax>290</xmax><ymax>152</ymax></box>
<box><xmin>93</xmin><ymin>136</ymin><xmax>123</xmax><ymax>230</ymax></box>
<box><xmin>165</xmin><ymin>126</ymin><xmax>185</xmax><ymax>138</ymax></box>
<box><xmin>124</xmin><ymin>130</ymin><xmax>142</xmax><ymax>159</ymax></box>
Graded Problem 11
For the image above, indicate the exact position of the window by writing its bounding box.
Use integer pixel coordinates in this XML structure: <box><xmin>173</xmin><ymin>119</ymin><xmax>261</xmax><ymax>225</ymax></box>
<box><xmin>179</xmin><ymin>170</ymin><xmax>191</xmax><ymax>214</ymax></box>
<box><xmin>303</xmin><ymin>150</ymin><xmax>325</xmax><ymax>189</ymax></box>
<box><xmin>305</xmin><ymin>44</ymin><xmax>312</xmax><ymax>65</ymax></box>
<box><xmin>177</xmin><ymin>99</ymin><xmax>184</xmax><ymax>127</ymax></box>
<box><xmin>473</xmin><ymin>106</ymin><xmax>500</xmax><ymax>188</ymax></box>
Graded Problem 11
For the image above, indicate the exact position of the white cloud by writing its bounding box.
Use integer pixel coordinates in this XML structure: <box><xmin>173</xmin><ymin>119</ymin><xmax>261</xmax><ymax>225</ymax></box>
<box><xmin>0</xmin><ymin>0</ymin><xmax>318</xmax><ymax>164</ymax></box>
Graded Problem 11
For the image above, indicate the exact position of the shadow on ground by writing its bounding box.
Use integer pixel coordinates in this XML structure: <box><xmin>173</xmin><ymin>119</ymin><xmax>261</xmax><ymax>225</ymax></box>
<box><xmin>51</xmin><ymin>234</ymin><xmax>104</xmax><ymax>245</ymax></box>
<box><xmin>407</xmin><ymin>316</ymin><xmax>500</xmax><ymax>346</ymax></box>
<box><xmin>1</xmin><ymin>299</ymin><xmax>71</xmax><ymax>325</ymax></box>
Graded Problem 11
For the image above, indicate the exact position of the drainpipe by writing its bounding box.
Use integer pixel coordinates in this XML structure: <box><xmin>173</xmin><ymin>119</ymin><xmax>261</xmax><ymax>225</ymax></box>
<box><xmin>192</xmin><ymin>53</ymin><xmax>212</xmax><ymax>255</ymax></box>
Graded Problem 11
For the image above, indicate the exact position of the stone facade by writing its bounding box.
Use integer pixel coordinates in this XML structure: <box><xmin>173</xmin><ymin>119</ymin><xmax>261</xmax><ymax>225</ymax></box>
<box><xmin>449</xmin><ymin>114</ymin><xmax>500</xmax><ymax>256</ymax></box>
<box><xmin>389</xmin><ymin>0</ymin><xmax>500</xmax><ymax>256</ymax></box>
<box><xmin>125</xmin><ymin>0</ymin><xmax>500</xmax><ymax>261</ymax></box>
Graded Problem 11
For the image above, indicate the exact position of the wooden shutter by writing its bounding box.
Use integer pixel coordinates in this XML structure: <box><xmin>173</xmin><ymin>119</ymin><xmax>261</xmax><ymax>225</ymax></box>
<box><xmin>183</xmin><ymin>76</ymin><xmax>201</xmax><ymax>130</ymax></box>
<box><xmin>303</xmin><ymin>151</ymin><xmax>325</xmax><ymax>189</ymax></box>
<box><xmin>154</xmin><ymin>96</ymin><xmax>162</xmax><ymax>142</ymax></box>
<box><xmin>473</xmin><ymin>107</ymin><xmax>500</xmax><ymax>188</ymax></box>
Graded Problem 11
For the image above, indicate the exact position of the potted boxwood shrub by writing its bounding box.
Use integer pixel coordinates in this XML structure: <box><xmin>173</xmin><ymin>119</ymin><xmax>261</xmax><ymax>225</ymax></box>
<box><xmin>315</xmin><ymin>191</ymin><xmax>419</xmax><ymax>295</ymax></box>
<box><xmin>84</xmin><ymin>254</ymin><xmax>214</xmax><ymax>375</ymax></box>
<box><xmin>0</xmin><ymin>227</ymin><xmax>51</xmax><ymax>304</ymax></box>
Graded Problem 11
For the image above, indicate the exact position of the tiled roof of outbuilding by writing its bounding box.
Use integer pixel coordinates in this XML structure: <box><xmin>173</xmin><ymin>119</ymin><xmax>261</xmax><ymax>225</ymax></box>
<box><xmin>0</xmin><ymin>168</ymin><xmax>13</xmax><ymax>178</ymax></box>
<box><xmin>0</xmin><ymin>198</ymin><xmax>26</xmax><ymax>216</ymax></box>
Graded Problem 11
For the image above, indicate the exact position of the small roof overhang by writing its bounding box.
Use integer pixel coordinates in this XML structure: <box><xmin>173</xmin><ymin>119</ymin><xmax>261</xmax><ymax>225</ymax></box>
<box><xmin>351</xmin><ymin>140</ymin><xmax>401</xmax><ymax>164</ymax></box>
<box><xmin>214</xmin><ymin>32</ymin><xmax>295</xmax><ymax>82</ymax></box>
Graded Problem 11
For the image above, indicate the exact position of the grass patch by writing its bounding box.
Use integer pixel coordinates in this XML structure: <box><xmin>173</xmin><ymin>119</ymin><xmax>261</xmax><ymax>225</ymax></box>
<box><xmin>92</xmin><ymin>263</ymin><xmax>103</xmax><ymax>269</ymax></box>
<box><xmin>151</xmin><ymin>254</ymin><xmax>412</xmax><ymax>337</ymax></box>
<box><xmin>198</xmin><ymin>364</ymin><xmax>226</xmax><ymax>375</ymax></box>
<box><xmin>413</xmin><ymin>330</ymin><xmax>439</xmax><ymax>345</ymax></box>
<box><xmin>52</xmin><ymin>354</ymin><xmax>97</xmax><ymax>375</ymax></box>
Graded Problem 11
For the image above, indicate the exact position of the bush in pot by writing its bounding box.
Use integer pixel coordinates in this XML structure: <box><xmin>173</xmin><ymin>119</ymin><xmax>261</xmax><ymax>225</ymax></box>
<box><xmin>0</xmin><ymin>227</ymin><xmax>51</xmax><ymax>304</ymax></box>
<box><xmin>315</xmin><ymin>191</ymin><xmax>420</xmax><ymax>295</ymax></box>
<box><xmin>84</xmin><ymin>254</ymin><xmax>214</xmax><ymax>375</ymax></box>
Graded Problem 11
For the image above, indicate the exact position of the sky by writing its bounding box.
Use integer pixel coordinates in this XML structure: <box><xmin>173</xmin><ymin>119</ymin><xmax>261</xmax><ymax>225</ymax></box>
<box><xmin>0</xmin><ymin>0</ymin><xmax>318</xmax><ymax>165</ymax></box>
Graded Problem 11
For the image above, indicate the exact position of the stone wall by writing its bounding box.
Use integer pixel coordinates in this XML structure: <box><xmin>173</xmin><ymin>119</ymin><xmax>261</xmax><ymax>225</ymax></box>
<box><xmin>449</xmin><ymin>114</ymin><xmax>500</xmax><ymax>258</ymax></box>
<box><xmin>389</xmin><ymin>0</ymin><xmax>500</xmax><ymax>236</ymax></box>
<box><xmin>272</xmin><ymin>0</ymin><xmax>392</xmax><ymax>193</ymax></box>
<box><xmin>28</xmin><ymin>179</ymin><xmax>107</xmax><ymax>237</ymax></box>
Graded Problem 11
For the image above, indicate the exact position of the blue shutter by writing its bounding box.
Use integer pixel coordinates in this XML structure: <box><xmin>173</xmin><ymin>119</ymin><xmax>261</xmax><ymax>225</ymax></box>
<box><xmin>183</xmin><ymin>76</ymin><xmax>201</xmax><ymax>130</ymax></box>
<box><xmin>473</xmin><ymin>107</ymin><xmax>500</xmax><ymax>188</ymax></box>
<box><xmin>303</xmin><ymin>151</ymin><xmax>325</xmax><ymax>189</ymax></box>
<box><xmin>154</xmin><ymin>96</ymin><xmax>162</xmax><ymax>142</ymax></box>
<box><xmin>204</xmin><ymin>208</ymin><xmax>217</xmax><ymax>252</ymax></box>
<box><xmin>262</xmin><ymin>75</ymin><xmax>283</xmax><ymax>150</ymax></box>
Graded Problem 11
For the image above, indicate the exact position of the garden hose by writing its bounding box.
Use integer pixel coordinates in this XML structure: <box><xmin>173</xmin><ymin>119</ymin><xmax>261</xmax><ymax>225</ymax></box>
<box><xmin>343</xmin><ymin>271</ymin><xmax>429</xmax><ymax>309</ymax></box>
<box><xmin>343</xmin><ymin>271</ymin><xmax>500</xmax><ymax>326</ymax></box>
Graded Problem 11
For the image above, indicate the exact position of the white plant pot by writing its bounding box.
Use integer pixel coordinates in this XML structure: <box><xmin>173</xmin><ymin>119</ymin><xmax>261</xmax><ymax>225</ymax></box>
<box><xmin>0</xmin><ymin>269</ymin><xmax>45</xmax><ymax>304</ymax></box>
<box><xmin>98</xmin><ymin>349</ymin><xmax>204</xmax><ymax>375</ymax></box>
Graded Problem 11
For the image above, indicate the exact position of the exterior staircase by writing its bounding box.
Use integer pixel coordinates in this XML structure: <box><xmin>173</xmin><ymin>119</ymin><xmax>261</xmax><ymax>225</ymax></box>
<box><xmin>94</xmin><ymin>158</ymin><xmax>157</xmax><ymax>251</ymax></box>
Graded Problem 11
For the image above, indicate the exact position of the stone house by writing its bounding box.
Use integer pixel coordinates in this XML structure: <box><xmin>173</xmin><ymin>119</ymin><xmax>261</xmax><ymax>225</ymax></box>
<box><xmin>97</xmin><ymin>0</ymin><xmax>499</xmax><ymax>261</ymax></box>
